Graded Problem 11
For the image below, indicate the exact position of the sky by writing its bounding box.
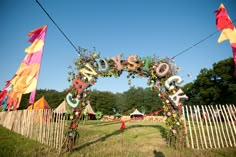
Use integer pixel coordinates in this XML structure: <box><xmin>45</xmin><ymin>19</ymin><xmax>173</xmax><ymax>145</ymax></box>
<box><xmin>0</xmin><ymin>0</ymin><xmax>236</xmax><ymax>93</ymax></box>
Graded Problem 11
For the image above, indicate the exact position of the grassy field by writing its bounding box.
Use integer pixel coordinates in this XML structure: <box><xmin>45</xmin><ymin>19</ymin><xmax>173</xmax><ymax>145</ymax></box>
<box><xmin>1</xmin><ymin>120</ymin><xmax>236</xmax><ymax>157</ymax></box>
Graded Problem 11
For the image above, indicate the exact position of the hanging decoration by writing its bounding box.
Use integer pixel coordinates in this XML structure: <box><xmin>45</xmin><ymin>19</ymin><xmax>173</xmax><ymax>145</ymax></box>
<box><xmin>65</xmin><ymin>49</ymin><xmax>188</xmax><ymax>136</ymax></box>
<box><xmin>95</xmin><ymin>111</ymin><xmax>103</xmax><ymax>120</ymax></box>
<box><xmin>215</xmin><ymin>3</ymin><xmax>236</xmax><ymax>76</ymax></box>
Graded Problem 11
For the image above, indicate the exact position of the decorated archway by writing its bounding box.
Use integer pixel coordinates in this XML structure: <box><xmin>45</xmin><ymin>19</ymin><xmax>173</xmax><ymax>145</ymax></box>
<box><xmin>65</xmin><ymin>51</ymin><xmax>188</xmax><ymax>143</ymax></box>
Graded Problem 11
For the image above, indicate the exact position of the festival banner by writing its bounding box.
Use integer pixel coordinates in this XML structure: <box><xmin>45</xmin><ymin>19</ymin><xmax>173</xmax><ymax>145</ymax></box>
<box><xmin>215</xmin><ymin>4</ymin><xmax>236</xmax><ymax>76</ymax></box>
<box><xmin>0</xmin><ymin>25</ymin><xmax>48</xmax><ymax>110</ymax></box>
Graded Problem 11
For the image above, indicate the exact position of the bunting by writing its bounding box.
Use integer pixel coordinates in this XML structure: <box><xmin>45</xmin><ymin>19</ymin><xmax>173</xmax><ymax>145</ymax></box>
<box><xmin>0</xmin><ymin>25</ymin><xmax>48</xmax><ymax>110</ymax></box>
<box><xmin>215</xmin><ymin>4</ymin><xmax>236</xmax><ymax>76</ymax></box>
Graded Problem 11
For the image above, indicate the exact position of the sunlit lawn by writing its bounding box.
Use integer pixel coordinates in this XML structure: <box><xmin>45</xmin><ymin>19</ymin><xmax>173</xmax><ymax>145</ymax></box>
<box><xmin>1</xmin><ymin>120</ymin><xmax>236</xmax><ymax>157</ymax></box>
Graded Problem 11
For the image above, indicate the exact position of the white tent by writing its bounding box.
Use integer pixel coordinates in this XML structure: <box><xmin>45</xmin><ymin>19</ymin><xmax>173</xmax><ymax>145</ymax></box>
<box><xmin>53</xmin><ymin>100</ymin><xmax>67</xmax><ymax>114</ymax></box>
<box><xmin>130</xmin><ymin>109</ymin><xmax>144</xmax><ymax>117</ymax></box>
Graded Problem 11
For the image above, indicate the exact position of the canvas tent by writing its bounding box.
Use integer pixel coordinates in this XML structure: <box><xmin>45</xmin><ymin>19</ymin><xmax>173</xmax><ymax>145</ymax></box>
<box><xmin>83</xmin><ymin>103</ymin><xmax>96</xmax><ymax>120</ymax></box>
<box><xmin>53</xmin><ymin>101</ymin><xmax>95</xmax><ymax>114</ymax></box>
<box><xmin>54</xmin><ymin>101</ymin><xmax>96</xmax><ymax>119</ymax></box>
<box><xmin>130</xmin><ymin>109</ymin><xmax>144</xmax><ymax>118</ymax></box>
<box><xmin>27</xmin><ymin>96</ymin><xmax>51</xmax><ymax>110</ymax></box>
<box><xmin>53</xmin><ymin>100</ymin><xmax>67</xmax><ymax>114</ymax></box>
<box><xmin>85</xmin><ymin>104</ymin><xmax>96</xmax><ymax>115</ymax></box>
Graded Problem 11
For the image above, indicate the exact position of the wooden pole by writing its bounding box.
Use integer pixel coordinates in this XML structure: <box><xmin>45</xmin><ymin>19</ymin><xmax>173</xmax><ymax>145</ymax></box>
<box><xmin>209</xmin><ymin>105</ymin><xmax>221</xmax><ymax>148</ymax></box>
<box><xmin>194</xmin><ymin>105</ymin><xmax>203</xmax><ymax>149</ymax></box>
<box><xmin>222</xmin><ymin>105</ymin><xmax>234</xmax><ymax>147</ymax></box>
<box><xmin>197</xmin><ymin>105</ymin><xmax>207</xmax><ymax>149</ymax></box>
<box><xmin>185</xmin><ymin>106</ymin><xmax>194</xmax><ymax>148</ymax></box>
<box><xmin>190</xmin><ymin>106</ymin><xmax>198</xmax><ymax>149</ymax></box>
<box><xmin>228</xmin><ymin>104</ymin><xmax>236</xmax><ymax>145</ymax></box>
<box><xmin>182</xmin><ymin>106</ymin><xmax>190</xmax><ymax>148</ymax></box>
<box><xmin>213</xmin><ymin>105</ymin><xmax>224</xmax><ymax>147</ymax></box>
<box><xmin>216</xmin><ymin>105</ymin><xmax>232</xmax><ymax>147</ymax></box>
<box><xmin>205</xmin><ymin>105</ymin><xmax>216</xmax><ymax>148</ymax></box>
<box><xmin>217</xmin><ymin>105</ymin><xmax>228</xmax><ymax>147</ymax></box>
<box><xmin>201</xmin><ymin>105</ymin><xmax>212</xmax><ymax>148</ymax></box>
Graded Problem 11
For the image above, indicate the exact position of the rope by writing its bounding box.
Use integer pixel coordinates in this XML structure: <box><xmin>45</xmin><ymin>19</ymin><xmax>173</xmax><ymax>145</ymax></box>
<box><xmin>171</xmin><ymin>19</ymin><xmax>236</xmax><ymax>59</ymax></box>
<box><xmin>35</xmin><ymin>0</ymin><xmax>79</xmax><ymax>54</ymax></box>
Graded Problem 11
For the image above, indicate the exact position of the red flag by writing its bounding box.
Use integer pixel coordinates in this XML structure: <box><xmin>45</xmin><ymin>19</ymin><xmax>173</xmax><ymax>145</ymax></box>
<box><xmin>120</xmin><ymin>122</ymin><xmax>126</xmax><ymax>131</ymax></box>
<box><xmin>215</xmin><ymin>4</ymin><xmax>234</xmax><ymax>30</ymax></box>
<box><xmin>215</xmin><ymin>4</ymin><xmax>236</xmax><ymax>76</ymax></box>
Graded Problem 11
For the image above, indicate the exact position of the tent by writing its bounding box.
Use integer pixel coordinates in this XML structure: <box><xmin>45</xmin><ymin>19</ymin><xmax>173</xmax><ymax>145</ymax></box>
<box><xmin>130</xmin><ymin>109</ymin><xmax>144</xmax><ymax>118</ymax></box>
<box><xmin>53</xmin><ymin>100</ymin><xmax>96</xmax><ymax>115</ymax></box>
<box><xmin>85</xmin><ymin>104</ymin><xmax>96</xmax><ymax>115</ymax></box>
<box><xmin>53</xmin><ymin>100</ymin><xmax>67</xmax><ymax>114</ymax></box>
<box><xmin>27</xmin><ymin>96</ymin><xmax>51</xmax><ymax>110</ymax></box>
<box><xmin>83</xmin><ymin>103</ymin><xmax>96</xmax><ymax>120</ymax></box>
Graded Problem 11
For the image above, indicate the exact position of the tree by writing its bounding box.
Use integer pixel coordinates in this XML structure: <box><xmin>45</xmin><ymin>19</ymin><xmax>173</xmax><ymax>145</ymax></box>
<box><xmin>183</xmin><ymin>57</ymin><xmax>236</xmax><ymax>105</ymax></box>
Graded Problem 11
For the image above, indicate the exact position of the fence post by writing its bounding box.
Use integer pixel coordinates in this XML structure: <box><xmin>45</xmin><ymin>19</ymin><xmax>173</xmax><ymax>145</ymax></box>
<box><xmin>201</xmin><ymin>105</ymin><xmax>212</xmax><ymax>148</ymax></box>
<box><xmin>194</xmin><ymin>105</ymin><xmax>203</xmax><ymax>149</ymax></box>
<box><xmin>186</xmin><ymin>106</ymin><xmax>194</xmax><ymax>148</ymax></box>
<box><xmin>197</xmin><ymin>106</ymin><xmax>207</xmax><ymax>149</ymax></box>
<box><xmin>216</xmin><ymin>105</ymin><xmax>232</xmax><ymax>147</ymax></box>
<box><xmin>190</xmin><ymin>106</ymin><xmax>198</xmax><ymax>149</ymax></box>
<box><xmin>228</xmin><ymin>104</ymin><xmax>236</xmax><ymax>147</ymax></box>
<box><xmin>221</xmin><ymin>105</ymin><xmax>234</xmax><ymax>147</ymax></box>
<box><xmin>208</xmin><ymin>106</ymin><xmax>220</xmax><ymax>148</ymax></box>
<box><xmin>182</xmin><ymin>106</ymin><xmax>190</xmax><ymax>148</ymax></box>
<box><xmin>205</xmin><ymin>106</ymin><xmax>216</xmax><ymax>148</ymax></box>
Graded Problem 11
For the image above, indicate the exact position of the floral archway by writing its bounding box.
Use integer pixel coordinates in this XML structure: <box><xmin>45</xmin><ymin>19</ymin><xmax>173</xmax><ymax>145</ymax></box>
<box><xmin>65</xmin><ymin>51</ymin><xmax>188</xmax><ymax>143</ymax></box>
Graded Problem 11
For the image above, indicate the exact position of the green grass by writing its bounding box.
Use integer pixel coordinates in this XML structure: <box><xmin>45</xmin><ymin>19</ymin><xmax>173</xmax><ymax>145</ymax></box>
<box><xmin>1</xmin><ymin>121</ymin><xmax>236</xmax><ymax>157</ymax></box>
<box><xmin>0</xmin><ymin>125</ymin><xmax>57</xmax><ymax>157</ymax></box>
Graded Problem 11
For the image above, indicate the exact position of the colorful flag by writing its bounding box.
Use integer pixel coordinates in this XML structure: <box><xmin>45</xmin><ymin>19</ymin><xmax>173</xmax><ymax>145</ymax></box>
<box><xmin>0</xmin><ymin>25</ymin><xmax>48</xmax><ymax>110</ymax></box>
<box><xmin>215</xmin><ymin>4</ymin><xmax>236</xmax><ymax>76</ymax></box>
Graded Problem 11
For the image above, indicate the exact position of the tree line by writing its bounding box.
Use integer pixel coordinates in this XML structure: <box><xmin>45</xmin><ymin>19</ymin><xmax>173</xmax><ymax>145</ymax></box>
<box><xmin>19</xmin><ymin>87</ymin><xmax>164</xmax><ymax>115</ymax></box>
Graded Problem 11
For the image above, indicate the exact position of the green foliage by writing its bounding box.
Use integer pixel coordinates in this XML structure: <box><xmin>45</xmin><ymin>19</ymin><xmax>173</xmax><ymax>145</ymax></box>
<box><xmin>183</xmin><ymin>57</ymin><xmax>236</xmax><ymax>105</ymax></box>
<box><xmin>89</xmin><ymin>86</ymin><xmax>163</xmax><ymax>115</ymax></box>
<box><xmin>17</xmin><ymin>87</ymin><xmax>163</xmax><ymax>115</ymax></box>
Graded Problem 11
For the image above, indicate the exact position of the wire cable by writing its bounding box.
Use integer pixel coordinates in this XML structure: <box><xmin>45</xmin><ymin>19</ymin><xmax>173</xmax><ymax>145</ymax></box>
<box><xmin>36</xmin><ymin>0</ymin><xmax>235</xmax><ymax>59</ymax></box>
<box><xmin>171</xmin><ymin>19</ymin><xmax>236</xmax><ymax>59</ymax></box>
<box><xmin>36</xmin><ymin>0</ymin><xmax>79</xmax><ymax>54</ymax></box>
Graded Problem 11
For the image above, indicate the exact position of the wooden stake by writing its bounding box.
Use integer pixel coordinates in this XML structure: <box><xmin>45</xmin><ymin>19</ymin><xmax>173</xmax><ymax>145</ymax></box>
<box><xmin>190</xmin><ymin>106</ymin><xmax>198</xmax><ymax>149</ymax></box>
<box><xmin>222</xmin><ymin>105</ymin><xmax>234</xmax><ymax>147</ymax></box>
<box><xmin>201</xmin><ymin>105</ymin><xmax>212</xmax><ymax>148</ymax></box>
<box><xmin>185</xmin><ymin>106</ymin><xmax>194</xmax><ymax>148</ymax></box>
<box><xmin>182</xmin><ymin>106</ymin><xmax>190</xmax><ymax>148</ymax></box>
<box><xmin>194</xmin><ymin>105</ymin><xmax>203</xmax><ymax>149</ymax></box>
<box><xmin>205</xmin><ymin>105</ymin><xmax>216</xmax><ymax>148</ymax></box>
<box><xmin>216</xmin><ymin>105</ymin><xmax>232</xmax><ymax>147</ymax></box>
<box><xmin>208</xmin><ymin>106</ymin><xmax>221</xmax><ymax>148</ymax></box>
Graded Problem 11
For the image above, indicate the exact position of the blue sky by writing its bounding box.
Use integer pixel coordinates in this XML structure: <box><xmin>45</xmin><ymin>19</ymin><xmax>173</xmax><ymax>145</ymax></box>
<box><xmin>1</xmin><ymin>0</ymin><xmax>236</xmax><ymax>93</ymax></box>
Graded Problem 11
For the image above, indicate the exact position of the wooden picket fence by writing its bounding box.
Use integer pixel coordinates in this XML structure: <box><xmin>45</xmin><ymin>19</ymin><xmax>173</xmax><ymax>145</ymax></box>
<box><xmin>183</xmin><ymin>104</ymin><xmax>236</xmax><ymax>149</ymax></box>
<box><xmin>0</xmin><ymin>109</ymin><xmax>66</xmax><ymax>150</ymax></box>
<box><xmin>1</xmin><ymin>105</ymin><xmax>236</xmax><ymax>151</ymax></box>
